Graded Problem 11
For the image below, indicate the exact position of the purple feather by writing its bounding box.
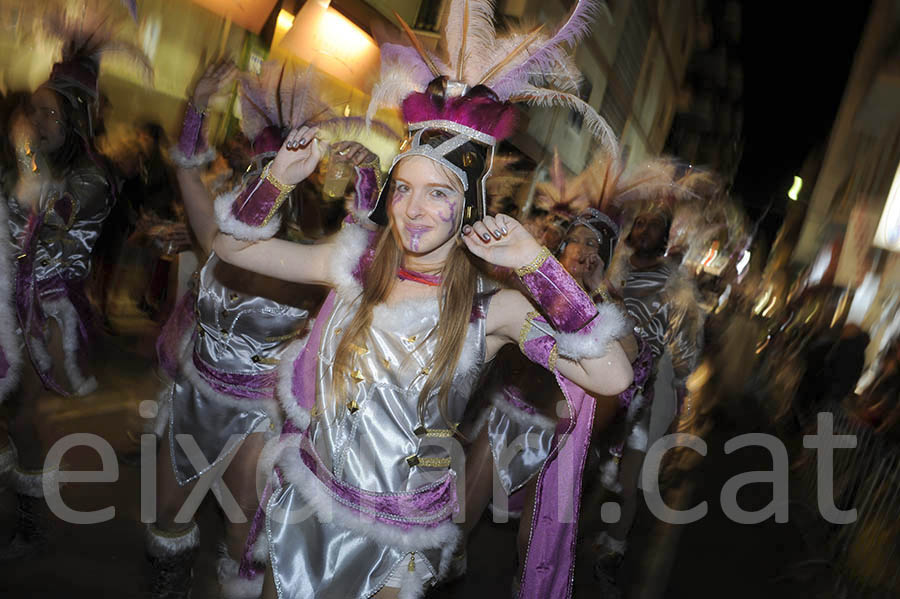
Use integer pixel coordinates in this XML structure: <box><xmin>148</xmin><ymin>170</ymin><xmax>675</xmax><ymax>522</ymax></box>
<box><xmin>490</xmin><ymin>0</ymin><xmax>599</xmax><ymax>91</ymax></box>
<box><xmin>121</xmin><ymin>0</ymin><xmax>138</xmax><ymax>22</ymax></box>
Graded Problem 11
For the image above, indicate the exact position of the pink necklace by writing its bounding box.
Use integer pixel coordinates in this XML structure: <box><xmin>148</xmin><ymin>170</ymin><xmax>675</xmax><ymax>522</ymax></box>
<box><xmin>397</xmin><ymin>267</ymin><xmax>443</xmax><ymax>286</ymax></box>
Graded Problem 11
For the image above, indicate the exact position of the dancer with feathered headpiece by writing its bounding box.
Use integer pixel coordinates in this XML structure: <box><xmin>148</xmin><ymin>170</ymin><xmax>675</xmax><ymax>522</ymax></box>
<box><xmin>209</xmin><ymin>1</ymin><xmax>635</xmax><ymax>598</ymax></box>
<box><xmin>148</xmin><ymin>56</ymin><xmax>399</xmax><ymax>598</ymax></box>
<box><xmin>0</xmin><ymin>0</ymin><xmax>150</xmax><ymax>561</ymax></box>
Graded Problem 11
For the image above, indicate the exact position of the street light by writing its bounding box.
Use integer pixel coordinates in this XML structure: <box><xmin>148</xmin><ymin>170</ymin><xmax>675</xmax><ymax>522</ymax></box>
<box><xmin>787</xmin><ymin>175</ymin><xmax>802</xmax><ymax>201</ymax></box>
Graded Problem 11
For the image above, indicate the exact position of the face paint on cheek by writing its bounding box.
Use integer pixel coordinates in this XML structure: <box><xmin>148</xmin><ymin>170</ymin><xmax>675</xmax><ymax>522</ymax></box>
<box><xmin>410</xmin><ymin>232</ymin><xmax>422</xmax><ymax>252</ymax></box>
<box><xmin>437</xmin><ymin>197</ymin><xmax>457</xmax><ymax>223</ymax></box>
<box><xmin>390</xmin><ymin>190</ymin><xmax>403</xmax><ymax>206</ymax></box>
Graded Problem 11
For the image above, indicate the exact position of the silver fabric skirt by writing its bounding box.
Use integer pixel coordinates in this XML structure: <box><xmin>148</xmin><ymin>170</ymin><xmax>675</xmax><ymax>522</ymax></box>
<box><xmin>167</xmin><ymin>379</ymin><xmax>270</xmax><ymax>485</ymax></box>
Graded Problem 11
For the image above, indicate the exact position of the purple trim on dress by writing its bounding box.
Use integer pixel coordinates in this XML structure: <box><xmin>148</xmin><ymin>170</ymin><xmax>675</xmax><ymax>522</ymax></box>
<box><xmin>192</xmin><ymin>353</ymin><xmax>277</xmax><ymax>400</ymax></box>
<box><xmin>299</xmin><ymin>434</ymin><xmax>458</xmax><ymax>529</ymax></box>
<box><xmin>519</xmin><ymin>255</ymin><xmax>598</xmax><ymax>333</ymax></box>
<box><xmin>239</xmin><ymin>479</ymin><xmax>275</xmax><ymax>579</ymax></box>
<box><xmin>519</xmin><ymin>375</ymin><xmax>595</xmax><ymax>599</ymax></box>
<box><xmin>155</xmin><ymin>289</ymin><xmax>198</xmax><ymax>380</ymax></box>
<box><xmin>177</xmin><ymin>104</ymin><xmax>207</xmax><ymax>158</ymax></box>
<box><xmin>15</xmin><ymin>211</ymin><xmax>94</xmax><ymax>395</ymax></box>
<box><xmin>502</xmin><ymin>385</ymin><xmax>536</xmax><ymax>415</ymax></box>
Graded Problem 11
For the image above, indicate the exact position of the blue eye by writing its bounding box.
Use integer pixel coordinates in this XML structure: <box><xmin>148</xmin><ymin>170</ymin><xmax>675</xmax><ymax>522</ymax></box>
<box><xmin>431</xmin><ymin>189</ymin><xmax>446</xmax><ymax>199</ymax></box>
<box><xmin>395</xmin><ymin>183</ymin><xmax>409</xmax><ymax>193</ymax></box>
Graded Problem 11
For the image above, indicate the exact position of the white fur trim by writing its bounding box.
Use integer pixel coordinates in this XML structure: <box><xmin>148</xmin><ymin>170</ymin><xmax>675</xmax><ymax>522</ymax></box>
<box><xmin>398</xmin><ymin>564</ymin><xmax>427</xmax><ymax>599</ymax></box>
<box><xmin>489</xmin><ymin>391</ymin><xmax>556</xmax><ymax>431</ymax></box>
<box><xmin>275</xmin><ymin>336</ymin><xmax>311</xmax><ymax>431</ymax></box>
<box><xmin>11</xmin><ymin>465</ymin><xmax>61</xmax><ymax>498</ymax></box>
<box><xmin>179</xmin><ymin>350</ymin><xmax>282</xmax><ymax>433</ymax></box>
<box><xmin>145</xmin><ymin>522</ymin><xmax>200</xmax><ymax>557</ymax></box>
<box><xmin>27</xmin><ymin>333</ymin><xmax>52</xmax><ymax>374</ymax></box>
<box><xmin>328</xmin><ymin>223</ymin><xmax>370</xmax><ymax>300</ymax></box>
<box><xmin>370</xmin><ymin>297</ymin><xmax>481</xmax><ymax>382</ymax></box>
<box><xmin>169</xmin><ymin>146</ymin><xmax>217</xmax><ymax>170</ymax></box>
<box><xmin>42</xmin><ymin>297</ymin><xmax>96</xmax><ymax>395</ymax></box>
<box><xmin>626</xmin><ymin>424</ymin><xmax>648</xmax><ymax>451</ymax></box>
<box><xmin>600</xmin><ymin>457</ymin><xmax>622</xmax><ymax>493</ymax></box>
<box><xmin>555</xmin><ymin>302</ymin><xmax>630</xmax><ymax>360</ymax></box>
<box><xmin>214</xmin><ymin>186</ymin><xmax>282</xmax><ymax>242</ymax></box>
<box><xmin>269</xmin><ymin>435</ymin><xmax>461</xmax><ymax>577</ymax></box>
<box><xmin>251</xmin><ymin>531</ymin><xmax>269</xmax><ymax>564</ymax></box>
<box><xmin>217</xmin><ymin>552</ymin><xmax>264</xmax><ymax>599</ymax></box>
<box><xmin>0</xmin><ymin>198</ymin><xmax>23</xmax><ymax>403</ymax></box>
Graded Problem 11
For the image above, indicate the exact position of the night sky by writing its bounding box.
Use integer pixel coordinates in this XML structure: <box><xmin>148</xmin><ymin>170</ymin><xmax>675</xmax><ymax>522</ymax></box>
<box><xmin>733</xmin><ymin>1</ymin><xmax>873</xmax><ymax>234</ymax></box>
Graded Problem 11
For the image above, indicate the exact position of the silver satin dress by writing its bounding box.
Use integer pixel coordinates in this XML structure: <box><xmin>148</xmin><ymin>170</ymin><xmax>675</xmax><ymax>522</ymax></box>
<box><xmin>7</xmin><ymin>167</ymin><xmax>112</xmax><ymax>286</ymax></box>
<box><xmin>267</xmin><ymin>290</ymin><xmax>489</xmax><ymax>599</ymax></box>
<box><xmin>7</xmin><ymin>166</ymin><xmax>112</xmax><ymax>393</ymax></box>
<box><xmin>168</xmin><ymin>253</ymin><xmax>309</xmax><ymax>484</ymax></box>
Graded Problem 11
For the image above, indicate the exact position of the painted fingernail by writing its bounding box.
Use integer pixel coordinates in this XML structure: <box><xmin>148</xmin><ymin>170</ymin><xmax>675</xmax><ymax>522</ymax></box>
<box><xmin>462</xmin><ymin>225</ymin><xmax>472</xmax><ymax>234</ymax></box>
<box><xmin>493</xmin><ymin>229</ymin><xmax>502</xmax><ymax>239</ymax></box>
<box><xmin>482</xmin><ymin>233</ymin><xmax>491</xmax><ymax>242</ymax></box>
<box><xmin>501</xmin><ymin>226</ymin><xmax>508</xmax><ymax>234</ymax></box>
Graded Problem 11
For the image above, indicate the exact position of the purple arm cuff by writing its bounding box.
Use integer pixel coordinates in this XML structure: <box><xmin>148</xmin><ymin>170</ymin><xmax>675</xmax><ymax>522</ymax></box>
<box><xmin>177</xmin><ymin>104</ymin><xmax>207</xmax><ymax>158</ymax></box>
<box><xmin>215</xmin><ymin>164</ymin><xmax>294</xmax><ymax>240</ymax></box>
<box><xmin>517</xmin><ymin>251</ymin><xmax>598</xmax><ymax>333</ymax></box>
<box><xmin>231</xmin><ymin>178</ymin><xmax>283</xmax><ymax>228</ymax></box>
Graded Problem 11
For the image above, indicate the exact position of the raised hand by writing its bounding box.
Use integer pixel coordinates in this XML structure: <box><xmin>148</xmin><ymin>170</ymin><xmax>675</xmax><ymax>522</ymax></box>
<box><xmin>269</xmin><ymin>125</ymin><xmax>323</xmax><ymax>186</ymax></box>
<box><xmin>330</xmin><ymin>141</ymin><xmax>378</xmax><ymax>168</ymax></box>
<box><xmin>191</xmin><ymin>61</ymin><xmax>238</xmax><ymax>111</ymax></box>
<box><xmin>461</xmin><ymin>214</ymin><xmax>544</xmax><ymax>271</ymax></box>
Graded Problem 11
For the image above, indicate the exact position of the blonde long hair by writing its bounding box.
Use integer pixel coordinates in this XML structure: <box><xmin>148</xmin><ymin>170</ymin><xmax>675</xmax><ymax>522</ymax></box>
<box><xmin>331</xmin><ymin>165</ymin><xmax>478</xmax><ymax>428</ymax></box>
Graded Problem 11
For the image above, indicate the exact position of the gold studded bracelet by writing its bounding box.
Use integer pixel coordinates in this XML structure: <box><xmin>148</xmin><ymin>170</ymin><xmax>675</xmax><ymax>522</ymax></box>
<box><xmin>515</xmin><ymin>246</ymin><xmax>552</xmax><ymax>277</ymax></box>
<box><xmin>262</xmin><ymin>160</ymin><xmax>297</xmax><ymax>194</ymax></box>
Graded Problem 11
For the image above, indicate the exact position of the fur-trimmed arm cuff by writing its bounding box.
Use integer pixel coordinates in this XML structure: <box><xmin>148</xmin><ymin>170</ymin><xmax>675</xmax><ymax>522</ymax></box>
<box><xmin>215</xmin><ymin>163</ymin><xmax>295</xmax><ymax>241</ymax></box>
<box><xmin>169</xmin><ymin>103</ymin><xmax>215</xmax><ymax>169</ymax></box>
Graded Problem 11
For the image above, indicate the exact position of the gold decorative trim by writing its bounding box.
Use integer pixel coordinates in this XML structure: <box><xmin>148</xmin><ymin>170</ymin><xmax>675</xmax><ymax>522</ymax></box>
<box><xmin>406</xmin><ymin>455</ymin><xmax>451</xmax><ymax>468</ymax></box>
<box><xmin>264</xmin><ymin>328</ymin><xmax>307</xmax><ymax>343</ymax></box>
<box><xmin>515</xmin><ymin>246</ymin><xmax>551</xmax><ymax>277</ymax></box>
<box><xmin>518</xmin><ymin>310</ymin><xmax>539</xmax><ymax>353</ymax></box>
<box><xmin>548</xmin><ymin>345</ymin><xmax>558</xmax><ymax>372</ymax></box>
<box><xmin>262</xmin><ymin>160</ymin><xmax>296</xmax><ymax>194</ymax></box>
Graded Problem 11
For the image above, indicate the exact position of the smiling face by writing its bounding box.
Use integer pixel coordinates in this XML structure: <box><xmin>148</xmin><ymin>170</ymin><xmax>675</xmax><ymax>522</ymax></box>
<box><xmin>388</xmin><ymin>155</ymin><xmax>465</xmax><ymax>260</ymax></box>
<box><xmin>28</xmin><ymin>88</ymin><xmax>67</xmax><ymax>154</ymax></box>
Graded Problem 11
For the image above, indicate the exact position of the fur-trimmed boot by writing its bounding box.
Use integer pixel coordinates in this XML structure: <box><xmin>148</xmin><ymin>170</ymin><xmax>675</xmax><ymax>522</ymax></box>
<box><xmin>0</xmin><ymin>465</ymin><xmax>59</xmax><ymax>560</ymax></box>
<box><xmin>217</xmin><ymin>548</ymin><xmax>264</xmax><ymax>599</ymax></box>
<box><xmin>146</xmin><ymin>522</ymin><xmax>200</xmax><ymax>599</ymax></box>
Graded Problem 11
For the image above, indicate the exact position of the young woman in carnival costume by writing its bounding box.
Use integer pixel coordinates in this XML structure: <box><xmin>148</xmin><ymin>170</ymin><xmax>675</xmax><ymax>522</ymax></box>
<box><xmin>462</xmin><ymin>146</ymin><xmax>666</xmax><ymax>593</ymax></box>
<box><xmin>148</xmin><ymin>59</ymin><xmax>397</xmax><ymax>598</ymax></box>
<box><xmin>0</xmin><ymin>4</ymin><xmax>149</xmax><ymax>559</ymax></box>
<box><xmin>212</xmin><ymin>2</ymin><xmax>636</xmax><ymax>597</ymax></box>
<box><xmin>592</xmin><ymin>166</ymin><xmax>709</xmax><ymax>592</ymax></box>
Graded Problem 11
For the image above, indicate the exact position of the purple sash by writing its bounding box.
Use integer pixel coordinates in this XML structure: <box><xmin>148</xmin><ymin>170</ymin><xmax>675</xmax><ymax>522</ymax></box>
<box><xmin>519</xmin><ymin>374</ymin><xmax>595</xmax><ymax>599</ymax></box>
<box><xmin>192</xmin><ymin>353</ymin><xmax>277</xmax><ymax>400</ymax></box>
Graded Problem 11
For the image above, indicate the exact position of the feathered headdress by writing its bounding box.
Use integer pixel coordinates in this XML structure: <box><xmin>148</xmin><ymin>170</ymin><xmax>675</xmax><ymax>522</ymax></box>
<box><xmin>41</xmin><ymin>0</ymin><xmax>152</xmax><ymax>141</ymax></box>
<box><xmin>367</xmin><ymin>0</ymin><xmax>615</xmax><ymax>150</ymax></box>
<box><xmin>238</xmin><ymin>60</ymin><xmax>332</xmax><ymax>158</ymax></box>
<box><xmin>366</xmin><ymin>0</ymin><xmax>615</xmax><ymax>227</ymax></box>
<box><xmin>240</xmin><ymin>60</ymin><xmax>401</xmax><ymax>170</ymax></box>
